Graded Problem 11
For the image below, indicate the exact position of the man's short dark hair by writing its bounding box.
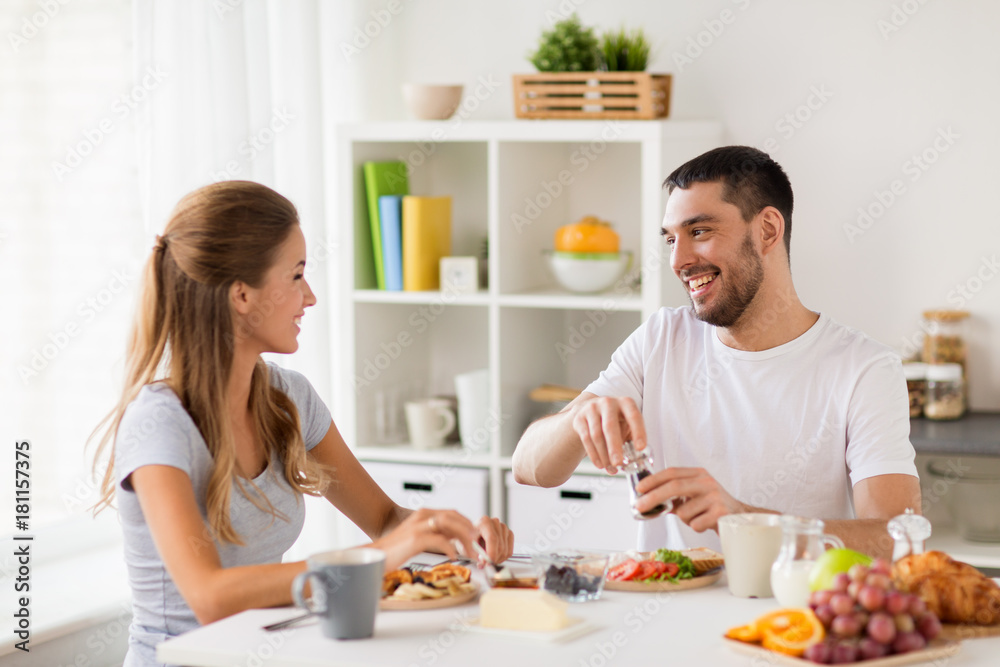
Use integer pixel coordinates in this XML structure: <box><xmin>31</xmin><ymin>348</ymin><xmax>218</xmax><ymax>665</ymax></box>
<box><xmin>663</xmin><ymin>146</ymin><xmax>794</xmax><ymax>259</ymax></box>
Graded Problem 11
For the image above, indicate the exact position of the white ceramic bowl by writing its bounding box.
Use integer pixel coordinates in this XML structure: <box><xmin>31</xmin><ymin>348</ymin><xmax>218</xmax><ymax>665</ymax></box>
<box><xmin>545</xmin><ymin>250</ymin><xmax>632</xmax><ymax>294</ymax></box>
<box><xmin>401</xmin><ymin>84</ymin><xmax>463</xmax><ymax>120</ymax></box>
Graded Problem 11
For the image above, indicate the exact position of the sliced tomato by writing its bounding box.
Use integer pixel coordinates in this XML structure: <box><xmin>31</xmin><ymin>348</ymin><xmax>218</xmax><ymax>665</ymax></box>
<box><xmin>663</xmin><ymin>562</ymin><xmax>680</xmax><ymax>578</ymax></box>
<box><xmin>608</xmin><ymin>559</ymin><xmax>640</xmax><ymax>581</ymax></box>
<box><xmin>635</xmin><ymin>561</ymin><xmax>660</xmax><ymax>581</ymax></box>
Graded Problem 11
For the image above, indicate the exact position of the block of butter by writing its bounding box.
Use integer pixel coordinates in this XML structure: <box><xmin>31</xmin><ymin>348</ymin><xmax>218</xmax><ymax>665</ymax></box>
<box><xmin>479</xmin><ymin>588</ymin><xmax>573</xmax><ymax>632</ymax></box>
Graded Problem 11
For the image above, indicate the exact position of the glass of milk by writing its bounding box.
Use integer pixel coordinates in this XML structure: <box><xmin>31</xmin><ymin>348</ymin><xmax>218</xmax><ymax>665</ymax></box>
<box><xmin>770</xmin><ymin>516</ymin><xmax>844</xmax><ymax>608</ymax></box>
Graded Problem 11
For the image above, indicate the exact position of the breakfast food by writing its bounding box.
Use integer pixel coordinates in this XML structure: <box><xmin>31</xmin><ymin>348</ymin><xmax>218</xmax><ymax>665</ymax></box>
<box><xmin>541</xmin><ymin>564</ymin><xmax>602</xmax><ymax>598</ymax></box>
<box><xmin>726</xmin><ymin>608</ymin><xmax>826</xmax><ymax>657</ymax></box>
<box><xmin>727</xmin><ymin>557</ymin><xmax>944</xmax><ymax>663</ymax></box>
<box><xmin>892</xmin><ymin>550</ymin><xmax>1000</xmax><ymax>625</ymax></box>
<box><xmin>607</xmin><ymin>549</ymin><xmax>697</xmax><ymax>583</ymax></box>
<box><xmin>479</xmin><ymin>589</ymin><xmax>574</xmax><ymax>632</ymax></box>
<box><xmin>382</xmin><ymin>563</ymin><xmax>473</xmax><ymax>601</ymax></box>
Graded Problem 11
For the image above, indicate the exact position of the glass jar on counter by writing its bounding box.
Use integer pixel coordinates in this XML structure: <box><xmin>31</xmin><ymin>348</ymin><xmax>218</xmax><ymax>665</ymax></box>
<box><xmin>924</xmin><ymin>363</ymin><xmax>965</xmax><ymax>420</ymax></box>
<box><xmin>903</xmin><ymin>362</ymin><xmax>927</xmax><ymax>418</ymax></box>
<box><xmin>921</xmin><ymin>310</ymin><xmax>969</xmax><ymax>371</ymax></box>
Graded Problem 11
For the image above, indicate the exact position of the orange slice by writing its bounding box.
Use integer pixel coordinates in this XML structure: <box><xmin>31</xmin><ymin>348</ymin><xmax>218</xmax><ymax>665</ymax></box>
<box><xmin>757</xmin><ymin>608</ymin><xmax>825</xmax><ymax>657</ymax></box>
<box><xmin>724</xmin><ymin>623</ymin><xmax>760</xmax><ymax>642</ymax></box>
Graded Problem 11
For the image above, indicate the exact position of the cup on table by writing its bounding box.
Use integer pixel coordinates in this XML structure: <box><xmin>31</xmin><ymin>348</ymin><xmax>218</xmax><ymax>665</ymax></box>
<box><xmin>291</xmin><ymin>548</ymin><xmax>386</xmax><ymax>640</ymax></box>
<box><xmin>404</xmin><ymin>398</ymin><xmax>456</xmax><ymax>450</ymax></box>
<box><xmin>718</xmin><ymin>513</ymin><xmax>784</xmax><ymax>598</ymax></box>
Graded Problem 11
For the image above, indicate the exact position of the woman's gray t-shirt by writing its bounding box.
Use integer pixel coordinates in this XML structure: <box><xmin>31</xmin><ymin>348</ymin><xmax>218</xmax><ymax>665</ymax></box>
<box><xmin>114</xmin><ymin>363</ymin><xmax>331</xmax><ymax>667</ymax></box>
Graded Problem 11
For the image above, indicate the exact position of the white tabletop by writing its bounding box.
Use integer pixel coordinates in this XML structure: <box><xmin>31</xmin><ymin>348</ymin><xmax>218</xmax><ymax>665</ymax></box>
<box><xmin>158</xmin><ymin>570</ymin><xmax>1000</xmax><ymax>667</ymax></box>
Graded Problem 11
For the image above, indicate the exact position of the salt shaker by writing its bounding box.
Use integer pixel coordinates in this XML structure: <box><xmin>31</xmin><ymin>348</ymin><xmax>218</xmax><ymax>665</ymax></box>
<box><xmin>887</xmin><ymin>509</ymin><xmax>932</xmax><ymax>561</ymax></box>
<box><xmin>621</xmin><ymin>441</ymin><xmax>672</xmax><ymax>520</ymax></box>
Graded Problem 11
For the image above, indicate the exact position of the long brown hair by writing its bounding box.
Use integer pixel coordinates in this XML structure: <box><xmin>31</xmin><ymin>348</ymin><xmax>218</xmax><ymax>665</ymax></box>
<box><xmin>91</xmin><ymin>180</ymin><xmax>328</xmax><ymax>544</ymax></box>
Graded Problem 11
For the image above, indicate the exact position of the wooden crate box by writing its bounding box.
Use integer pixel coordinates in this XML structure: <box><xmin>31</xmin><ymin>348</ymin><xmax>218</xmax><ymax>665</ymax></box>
<box><xmin>512</xmin><ymin>72</ymin><xmax>672</xmax><ymax>120</ymax></box>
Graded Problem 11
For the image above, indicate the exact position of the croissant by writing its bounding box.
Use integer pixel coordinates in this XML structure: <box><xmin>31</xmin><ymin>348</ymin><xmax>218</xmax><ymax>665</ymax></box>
<box><xmin>892</xmin><ymin>550</ymin><xmax>1000</xmax><ymax>625</ymax></box>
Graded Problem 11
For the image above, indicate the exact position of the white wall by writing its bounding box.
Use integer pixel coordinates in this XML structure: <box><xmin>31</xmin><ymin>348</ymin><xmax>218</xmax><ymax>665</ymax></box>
<box><xmin>339</xmin><ymin>0</ymin><xmax>1000</xmax><ymax>410</ymax></box>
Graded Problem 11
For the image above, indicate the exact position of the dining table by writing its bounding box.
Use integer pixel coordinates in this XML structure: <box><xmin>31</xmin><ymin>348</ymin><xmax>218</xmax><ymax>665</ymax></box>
<box><xmin>156</xmin><ymin>559</ymin><xmax>1000</xmax><ymax>667</ymax></box>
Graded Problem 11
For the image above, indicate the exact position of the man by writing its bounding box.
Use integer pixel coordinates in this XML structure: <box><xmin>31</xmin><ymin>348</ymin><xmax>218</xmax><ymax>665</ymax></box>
<box><xmin>512</xmin><ymin>146</ymin><xmax>919</xmax><ymax>559</ymax></box>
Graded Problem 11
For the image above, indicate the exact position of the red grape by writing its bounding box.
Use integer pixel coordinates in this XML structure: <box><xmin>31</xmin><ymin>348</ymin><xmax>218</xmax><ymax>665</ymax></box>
<box><xmin>892</xmin><ymin>630</ymin><xmax>927</xmax><ymax>654</ymax></box>
<box><xmin>858</xmin><ymin>585</ymin><xmax>885</xmax><ymax>612</ymax></box>
<box><xmin>804</xmin><ymin>641</ymin><xmax>833</xmax><ymax>664</ymax></box>
<box><xmin>895</xmin><ymin>613</ymin><xmax>916</xmax><ymax>634</ymax></box>
<box><xmin>865</xmin><ymin>572</ymin><xmax>892</xmax><ymax>590</ymax></box>
<box><xmin>830</xmin><ymin>593</ymin><xmax>855</xmax><ymax>616</ymax></box>
<box><xmin>847</xmin><ymin>581</ymin><xmax>862</xmax><ymax>599</ymax></box>
<box><xmin>908</xmin><ymin>595</ymin><xmax>927</xmax><ymax>616</ymax></box>
<box><xmin>848</xmin><ymin>563</ymin><xmax>870</xmax><ymax>582</ymax></box>
<box><xmin>832</xmin><ymin>613</ymin><xmax>862</xmax><ymax>638</ymax></box>
<box><xmin>916</xmin><ymin>612</ymin><xmax>942</xmax><ymax>640</ymax></box>
<box><xmin>867</xmin><ymin>611</ymin><xmax>897</xmax><ymax>645</ymax></box>
<box><xmin>870</xmin><ymin>557</ymin><xmax>892</xmax><ymax>576</ymax></box>
<box><xmin>832</xmin><ymin>572</ymin><xmax>851</xmax><ymax>593</ymax></box>
<box><xmin>830</xmin><ymin>640</ymin><xmax>859</xmax><ymax>664</ymax></box>
<box><xmin>811</xmin><ymin>589</ymin><xmax>834</xmax><ymax>608</ymax></box>
<box><xmin>885</xmin><ymin>590</ymin><xmax>908</xmax><ymax>615</ymax></box>
<box><xmin>858</xmin><ymin>637</ymin><xmax>890</xmax><ymax>660</ymax></box>
<box><xmin>814</xmin><ymin>604</ymin><xmax>836</xmax><ymax>626</ymax></box>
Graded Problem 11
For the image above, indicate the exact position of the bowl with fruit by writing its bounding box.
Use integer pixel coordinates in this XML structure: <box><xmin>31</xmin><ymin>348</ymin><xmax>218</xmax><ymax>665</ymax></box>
<box><xmin>725</xmin><ymin>557</ymin><xmax>955</xmax><ymax>664</ymax></box>
<box><xmin>547</xmin><ymin>216</ymin><xmax>632</xmax><ymax>294</ymax></box>
<box><xmin>533</xmin><ymin>550</ymin><xmax>609</xmax><ymax>602</ymax></box>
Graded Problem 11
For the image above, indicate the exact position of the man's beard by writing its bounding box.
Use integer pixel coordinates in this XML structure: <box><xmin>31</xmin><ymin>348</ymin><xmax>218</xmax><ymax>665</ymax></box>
<box><xmin>688</xmin><ymin>232</ymin><xmax>764</xmax><ymax>328</ymax></box>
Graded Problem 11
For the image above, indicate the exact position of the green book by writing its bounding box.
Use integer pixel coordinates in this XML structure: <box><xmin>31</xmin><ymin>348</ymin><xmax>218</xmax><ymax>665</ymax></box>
<box><xmin>363</xmin><ymin>161</ymin><xmax>409</xmax><ymax>289</ymax></box>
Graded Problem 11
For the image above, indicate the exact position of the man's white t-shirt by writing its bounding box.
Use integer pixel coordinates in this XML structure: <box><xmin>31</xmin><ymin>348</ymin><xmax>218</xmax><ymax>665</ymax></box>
<box><xmin>585</xmin><ymin>307</ymin><xmax>918</xmax><ymax>553</ymax></box>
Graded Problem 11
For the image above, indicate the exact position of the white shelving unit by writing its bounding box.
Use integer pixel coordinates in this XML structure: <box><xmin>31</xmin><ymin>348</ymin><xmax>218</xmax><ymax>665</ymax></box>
<box><xmin>332</xmin><ymin>120</ymin><xmax>723</xmax><ymax>527</ymax></box>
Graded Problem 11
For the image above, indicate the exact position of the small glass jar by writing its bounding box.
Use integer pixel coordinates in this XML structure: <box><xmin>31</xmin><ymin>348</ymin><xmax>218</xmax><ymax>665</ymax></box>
<box><xmin>924</xmin><ymin>363</ymin><xmax>965</xmax><ymax>420</ymax></box>
<box><xmin>921</xmin><ymin>310</ymin><xmax>969</xmax><ymax>371</ymax></box>
<box><xmin>903</xmin><ymin>362</ymin><xmax>927</xmax><ymax>418</ymax></box>
<box><xmin>621</xmin><ymin>441</ymin><xmax>672</xmax><ymax>520</ymax></box>
<box><xmin>887</xmin><ymin>509</ymin><xmax>932</xmax><ymax>561</ymax></box>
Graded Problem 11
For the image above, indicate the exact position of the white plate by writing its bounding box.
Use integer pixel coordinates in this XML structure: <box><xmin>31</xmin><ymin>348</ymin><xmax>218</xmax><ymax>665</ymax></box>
<box><xmin>465</xmin><ymin>616</ymin><xmax>599</xmax><ymax>643</ymax></box>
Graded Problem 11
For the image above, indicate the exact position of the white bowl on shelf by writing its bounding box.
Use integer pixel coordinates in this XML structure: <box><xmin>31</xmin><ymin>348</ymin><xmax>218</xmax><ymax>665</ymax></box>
<box><xmin>544</xmin><ymin>250</ymin><xmax>632</xmax><ymax>294</ymax></box>
<box><xmin>401</xmin><ymin>84</ymin><xmax>464</xmax><ymax>120</ymax></box>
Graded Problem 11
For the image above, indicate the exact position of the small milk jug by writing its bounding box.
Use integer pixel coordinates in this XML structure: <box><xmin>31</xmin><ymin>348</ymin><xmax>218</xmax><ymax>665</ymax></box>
<box><xmin>770</xmin><ymin>516</ymin><xmax>844</xmax><ymax>608</ymax></box>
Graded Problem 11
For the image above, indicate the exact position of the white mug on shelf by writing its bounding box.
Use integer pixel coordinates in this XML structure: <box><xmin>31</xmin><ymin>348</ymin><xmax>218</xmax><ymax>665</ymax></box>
<box><xmin>454</xmin><ymin>369</ymin><xmax>490</xmax><ymax>453</ymax></box>
<box><xmin>404</xmin><ymin>398</ymin><xmax>456</xmax><ymax>450</ymax></box>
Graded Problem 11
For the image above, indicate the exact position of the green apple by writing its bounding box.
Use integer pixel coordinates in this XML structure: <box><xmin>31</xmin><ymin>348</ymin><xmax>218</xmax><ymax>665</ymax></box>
<box><xmin>808</xmin><ymin>548</ymin><xmax>873</xmax><ymax>592</ymax></box>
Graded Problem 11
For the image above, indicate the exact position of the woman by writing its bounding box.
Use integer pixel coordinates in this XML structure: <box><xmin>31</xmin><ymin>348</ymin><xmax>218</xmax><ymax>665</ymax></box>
<box><xmin>91</xmin><ymin>181</ymin><xmax>513</xmax><ymax>666</ymax></box>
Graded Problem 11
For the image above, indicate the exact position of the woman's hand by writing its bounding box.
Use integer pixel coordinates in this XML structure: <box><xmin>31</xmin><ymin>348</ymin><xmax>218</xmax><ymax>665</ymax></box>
<box><xmin>476</xmin><ymin>516</ymin><xmax>514</xmax><ymax>565</ymax></box>
<box><xmin>370</xmin><ymin>508</ymin><xmax>479</xmax><ymax>571</ymax></box>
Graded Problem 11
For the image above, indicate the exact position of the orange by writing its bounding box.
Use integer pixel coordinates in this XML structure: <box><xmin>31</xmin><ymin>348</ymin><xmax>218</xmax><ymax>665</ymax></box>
<box><xmin>756</xmin><ymin>608</ymin><xmax>825</xmax><ymax>657</ymax></box>
<box><xmin>554</xmin><ymin>217</ymin><xmax>619</xmax><ymax>253</ymax></box>
<box><xmin>724</xmin><ymin>623</ymin><xmax>760</xmax><ymax>642</ymax></box>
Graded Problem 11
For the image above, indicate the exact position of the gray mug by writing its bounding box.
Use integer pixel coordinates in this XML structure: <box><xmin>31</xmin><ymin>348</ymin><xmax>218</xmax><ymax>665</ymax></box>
<box><xmin>291</xmin><ymin>548</ymin><xmax>386</xmax><ymax>640</ymax></box>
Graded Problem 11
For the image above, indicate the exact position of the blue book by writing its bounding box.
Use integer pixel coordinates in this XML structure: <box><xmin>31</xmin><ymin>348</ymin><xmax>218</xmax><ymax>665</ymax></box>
<box><xmin>378</xmin><ymin>195</ymin><xmax>404</xmax><ymax>291</ymax></box>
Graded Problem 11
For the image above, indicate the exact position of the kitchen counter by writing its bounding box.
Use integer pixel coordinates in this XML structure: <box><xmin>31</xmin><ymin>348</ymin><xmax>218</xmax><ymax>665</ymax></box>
<box><xmin>910</xmin><ymin>412</ymin><xmax>1000</xmax><ymax>455</ymax></box>
<box><xmin>158</xmin><ymin>570</ymin><xmax>1000</xmax><ymax>667</ymax></box>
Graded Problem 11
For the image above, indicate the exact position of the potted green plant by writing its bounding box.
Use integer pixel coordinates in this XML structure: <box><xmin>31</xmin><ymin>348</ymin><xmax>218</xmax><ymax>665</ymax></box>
<box><xmin>528</xmin><ymin>14</ymin><xmax>600</xmax><ymax>72</ymax></box>
<box><xmin>599</xmin><ymin>27</ymin><xmax>652</xmax><ymax>72</ymax></box>
<box><xmin>514</xmin><ymin>16</ymin><xmax>670</xmax><ymax>120</ymax></box>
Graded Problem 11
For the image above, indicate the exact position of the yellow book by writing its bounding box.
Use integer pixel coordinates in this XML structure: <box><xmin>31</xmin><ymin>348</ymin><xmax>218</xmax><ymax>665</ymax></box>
<box><xmin>402</xmin><ymin>196</ymin><xmax>452</xmax><ymax>291</ymax></box>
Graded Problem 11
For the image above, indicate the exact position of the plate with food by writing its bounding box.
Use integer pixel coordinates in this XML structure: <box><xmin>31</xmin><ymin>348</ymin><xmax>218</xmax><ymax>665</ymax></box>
<box><xmin>892</xmin><ymin>550</ymin><xmax>1000</xmax><ymax>640</ymax></box>
<box><xmin>604</xmin><ymin>547</ymin><xmax>724</xmax><ymax>592</ymax></box>
<box><xmin>381</xmin><ymin>562</ymin><xmax>479</xmax><ymax>610</ymax></box>
<box><xmin>724</xmin><ymin>554</ymin><xmax>964</xmax><ymax>664</ymax></box>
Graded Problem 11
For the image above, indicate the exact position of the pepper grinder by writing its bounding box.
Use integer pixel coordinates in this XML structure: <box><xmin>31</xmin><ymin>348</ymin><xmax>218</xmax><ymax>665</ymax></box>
<box><xmin>621</xmin><ymin>441</ymin><xmax>672</xmax><ymax>520</ymax></box>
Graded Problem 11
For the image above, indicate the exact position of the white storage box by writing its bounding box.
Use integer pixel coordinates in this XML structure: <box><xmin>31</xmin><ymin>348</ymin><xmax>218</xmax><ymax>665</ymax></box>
<box><xmin>340</xmin><ymin>461</ymin><xmax>489</xmax><ymax>546</ymax></box>
<box><xmin>505</xmin><ymin>472</ymin><xmax>637</xmax><ymax>553</ymax></box>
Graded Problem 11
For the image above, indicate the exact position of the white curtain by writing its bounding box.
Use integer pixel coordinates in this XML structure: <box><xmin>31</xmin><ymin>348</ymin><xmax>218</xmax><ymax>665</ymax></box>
<box><xmin>133</xmin><ymin>0</ymin><xmax>379</xmax><ymax>556</ymax></box>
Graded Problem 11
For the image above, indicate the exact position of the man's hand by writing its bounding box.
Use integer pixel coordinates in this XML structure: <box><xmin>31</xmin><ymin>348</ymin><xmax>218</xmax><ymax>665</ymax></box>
<box><xmin>635</xmin><ymin>466</ymin><xmax>754</xmax><ymax>533</ymax></box>
<box><xmin>570</xmin><ymin>395</ymin><xmax>647</xmax><ymax>473</ymax></box>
